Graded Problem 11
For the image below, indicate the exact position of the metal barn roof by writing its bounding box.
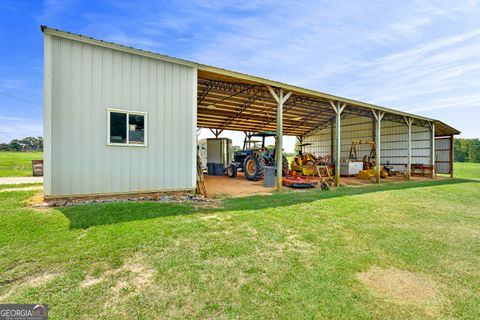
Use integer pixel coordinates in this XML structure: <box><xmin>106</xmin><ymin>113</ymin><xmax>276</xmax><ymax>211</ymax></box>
<box><xmin>41</xmin><ymin>26</ymin><xmax>460</xmax><ymax>137</ymax></box>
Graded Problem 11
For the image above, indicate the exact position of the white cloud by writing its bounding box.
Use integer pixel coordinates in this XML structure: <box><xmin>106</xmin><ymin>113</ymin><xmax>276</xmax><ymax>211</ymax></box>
<box><xmin>0</xmin><ymin>115</ymin><xmax>42</xmax><ymax>143</ymax></box>
<box><xmin>37</xmin><ymin>0</ymin><xmax>79</xmax><ymax>22</ymax></box>
<box><xmin>21</xmin><ymin>0</ymin><xmax>480</xmax><ymax>141</ymax></box>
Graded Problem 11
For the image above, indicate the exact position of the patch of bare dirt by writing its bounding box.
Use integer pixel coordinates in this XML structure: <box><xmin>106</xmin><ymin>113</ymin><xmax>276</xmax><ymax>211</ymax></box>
<box><xmin>79</xmin><ymin>276</ymin><xmax>103</xmax><ymax>288</ymax></box>
<box><xmin>279</xmin><ymin>234</ymin><xmax>313</xmax><ymax>253</ymax></box>
<box><xmin>357</xmin><ymin>266</ymin><xmax>440</xmax><ymax>306</ymax></box>
<box><xmin>0</xmin><ymin>186</ymin><xmax>43</xmax><ymax>193</ymax></box>
<box><xmin>24</xmin><ymin>273</ymin><xmax>56</xmax><ymax>287</ymax></box>
<box><xmin>80</xmin><ymin>255</ymin><xmax>155</xmax><ymax>291</ymax></box>
<box><xmin>103</xmin><ymin>257</ymin><xmax>156</xmax><ymax>315</ymax></box>
<box><xmin>26</xmin><ymin>193</ymin><xmax>46</xmax><ymax>208</ymax></box>
<box><xmin>199</xmin><ymin>213</ymin><xmax>221</xmax><ymax>221</ymax></box>
<box><xmin>76</xmin><ymin>230</ymin><xmax>88</xmax><ymax>240</ymax></box>
<box><xmin>0</xmin><ymin>272</ymin><xmax>57</xmax><ymax>302</ymax></box>
<box><xmin>205</xmin><ymin>173</ymin><xmax>275</xmax><ymax>198</ymax></box>
<box><xmin>121</xmin><ymin>259</ymin><xmax>155</xmax><ymax>288</ymax></box>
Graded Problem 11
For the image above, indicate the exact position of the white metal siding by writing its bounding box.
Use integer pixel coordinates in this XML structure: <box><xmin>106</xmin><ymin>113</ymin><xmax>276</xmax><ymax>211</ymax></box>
<box><xmin>381</xmin><ymin>121</ymin><xmax>431</xmax><ymax>167</ymax></box>
<box><xmin>435</xmin><ymin>137</ymin><xmax>451</xmax><ymax>174</ymax></box>
<box><xmin>45</xmin><ymin>35</ymin><xmax>197</xmax><ymax>196</ymax></box>
<box><xmin>411</xmin><ymin>125</ymin><xmax>432</xmax><ymax>165</ymax></box>
<box><xmin>338</xmin><ymin>116</ymin><xmax>374</xmax><ymax>160</ymax></box>
<box><xmin>304</xmin><ymin>115</ymin><xmax>374</xmax><ymax>160</ymax></box>
<box><xmin>303</xmin><ymin>116</ymin><xmax>432</xmax><ymax>169</ymax></box>
<box><xmin>303</xmin><ymin>127</ymin><xmax>331</xmax><ymax>156</ymax></box>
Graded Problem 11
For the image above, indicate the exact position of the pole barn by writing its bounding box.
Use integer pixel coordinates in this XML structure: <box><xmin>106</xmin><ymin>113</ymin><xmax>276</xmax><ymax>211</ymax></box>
<box><xmin>42</xmin><ymin>26</ymin><xmax>460</xmax><ymax>199</ymax></box>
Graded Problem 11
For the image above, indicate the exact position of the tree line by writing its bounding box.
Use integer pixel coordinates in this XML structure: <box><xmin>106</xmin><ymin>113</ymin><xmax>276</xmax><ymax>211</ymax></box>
<box><xmin>454</xmin><ymin>138</ymin><xmax>480</xmax><ymax>163</ymax></box>
<box><xmin>0</xmin><ymin>137</ymin><xmax>43</xmax><ymax>152</ymax></box>
<box><xmin>0</xmin><ymin>136</ymin><xmax>477</xmax><ymax>161</ymax></box>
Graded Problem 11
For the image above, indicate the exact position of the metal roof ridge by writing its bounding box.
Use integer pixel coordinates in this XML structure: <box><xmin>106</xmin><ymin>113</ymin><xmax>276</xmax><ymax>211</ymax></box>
<box><xmin>40</xmin><ymin>25</ymin><xmax>460</xmax><ymax>134</ymax></box>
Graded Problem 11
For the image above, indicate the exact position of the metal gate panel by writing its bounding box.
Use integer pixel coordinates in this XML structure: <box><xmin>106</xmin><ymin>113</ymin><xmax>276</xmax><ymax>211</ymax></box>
<box><xmin>435</xmin><ymin>137</ymin><xmax>451</xmax><ymax>174</ymax></box>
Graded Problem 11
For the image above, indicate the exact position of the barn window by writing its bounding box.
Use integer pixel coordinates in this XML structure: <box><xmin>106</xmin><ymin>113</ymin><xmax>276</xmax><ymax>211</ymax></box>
<box><xmin>107</xmin><ymin>109</ymin><xmax>147</xmax><ymax>146</ymax></box>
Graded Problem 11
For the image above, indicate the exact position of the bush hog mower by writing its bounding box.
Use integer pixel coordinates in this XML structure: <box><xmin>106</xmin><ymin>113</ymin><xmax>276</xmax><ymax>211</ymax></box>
<box><xmin>290</xmin><ymin>143</ymin><xmax>334</xmax><ymax>177</ymax></box>
<box><xmin>286</xmin><ymin>143</ymin><xmax>334</xmax><ymax>189</ymax></box>
<box><xmin>227</xmin><ymin>132</ymin><xmax>289</xmax><ymax>181</ymax></box>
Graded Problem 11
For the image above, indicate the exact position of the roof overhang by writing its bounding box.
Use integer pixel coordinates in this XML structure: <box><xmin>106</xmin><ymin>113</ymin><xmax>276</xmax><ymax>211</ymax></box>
<box><xmin>196</xmin><ymin>69</ymin><xmax>461</xmax><ymax>136</ymax></box>
<box><xmin>41</xmin><ymin>25</ymin><xmax>461</xmax><ymax>136</ymax></box>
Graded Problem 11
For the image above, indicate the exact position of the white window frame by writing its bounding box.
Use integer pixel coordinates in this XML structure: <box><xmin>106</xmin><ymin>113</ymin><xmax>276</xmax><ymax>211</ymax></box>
<box><xmin>107</xmin><ymin>108</ymin><xmax>148</xmax><ymax>147</ymax></box>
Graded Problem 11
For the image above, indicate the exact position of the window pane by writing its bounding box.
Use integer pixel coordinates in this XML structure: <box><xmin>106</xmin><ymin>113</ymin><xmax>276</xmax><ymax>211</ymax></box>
<box><xmin>110</xmin><ymin>112</ymin><xmax>127</xmax><ymax>144</ymax></box>
<box><xmin>129</xmin><ymin>114</ymin><xmax>145</xmax><ymax>144</ymax></box>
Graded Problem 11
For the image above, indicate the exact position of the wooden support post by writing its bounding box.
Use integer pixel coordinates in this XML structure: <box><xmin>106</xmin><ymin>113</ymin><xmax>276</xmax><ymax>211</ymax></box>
<box><xmin>404</xmin><ymin>117</ymin><xmax>413</xmax><ymax>180</ymax></box>
<box><xmin>330</xmin><ymin>125</ymin><xmax>334</xmax><ymax>161</ymax></box>
<box><xmin>373</xmin><ymin>110</ymin><xmax>385</xmax><ymax>184</ymax></box>
<box><xmin>330</xmin><ymin>101</ymin><xmax>346</xmax><ymax>187</ymax></box>
<box><xmin>267</xmin><ymin>86</ymin><xmax>292</xmax><ymax>192</ymax></box>
<box><xmin>430</xmin><ymin>122</ymin><xmax>436</xmax><ymax>179</ymax></box>
<box><xmin>450</xmin><ymin>134</ymin><xmax>454</xmax><ymax>178</ymax></box>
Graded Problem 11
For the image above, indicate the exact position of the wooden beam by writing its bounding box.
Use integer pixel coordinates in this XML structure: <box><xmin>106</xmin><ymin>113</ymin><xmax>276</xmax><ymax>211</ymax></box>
<box><xmin>275</xmin><ymin>87</ymin><xmax>283</xmax><ymax>192</ymax></box>
<box><xmin>404</xmin><ymin>116</ymin><xmax>413</xmax><ymax>180</ymax></box>
<box><xmin>450</xmin><ymin>134</ymin><xmax>454</xmax><ymax>178</ymax></box>
<box><xmin>331</xmin><ymin>101</ymin><xmax>346</xmax><ymax>187</ymax></box>
<box><xmin>373</xmin><ymin>110</ymin><xmax>385</xmax><ymax>183</ymax></box>
<box><xmin>430</xmin><ymin>122</ymin><xmax>436</xmax><ymax>178</ymax></box>
<box><xmin>330</xmin><ymin>125</ymin><xmax>334</xmax><ymax>161</ymax></box>
<box><xmin>267</xmin><ymin>86</ymin><xmax>292</xmax><ymax>192</ymax></box>
<box><xmin>209</xmin><ymin>128</ymin><xmax>223</xmax><ymax>138</ymax></box>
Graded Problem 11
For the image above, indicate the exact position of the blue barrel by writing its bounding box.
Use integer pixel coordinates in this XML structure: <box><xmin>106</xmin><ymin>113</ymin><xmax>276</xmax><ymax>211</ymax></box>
<box><xmin>207</xmin><ymin>163</ymin><xmax>225</xmax><ymax>176</ymax></box>
<box><xmin>264</xmin><ymin>166</ymin><xmax>276</xmax><ymax>187</ymax></box>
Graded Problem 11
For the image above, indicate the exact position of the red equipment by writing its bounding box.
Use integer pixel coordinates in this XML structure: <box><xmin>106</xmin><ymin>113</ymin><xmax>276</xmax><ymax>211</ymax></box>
<box><xmin>282</xmin><ymin>176</ymin><xmax>317</xmax><ymax>188</ymax></box>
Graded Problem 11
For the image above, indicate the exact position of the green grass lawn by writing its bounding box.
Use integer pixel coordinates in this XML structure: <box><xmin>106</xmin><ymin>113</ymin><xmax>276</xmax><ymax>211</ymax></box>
<box><xmin>0</xmin><ymin>152</ymin><xmax>43</xmax><ymax>177</ymax></box>
<box><xmin>452</xmin><ymin>162</ymin><xmax>480</xmax><ymax>180</ymax></box>
<box><xmin>0</xmin><ymin>164</ymin><xmax>479</xmax><ymax>319</ymax></box>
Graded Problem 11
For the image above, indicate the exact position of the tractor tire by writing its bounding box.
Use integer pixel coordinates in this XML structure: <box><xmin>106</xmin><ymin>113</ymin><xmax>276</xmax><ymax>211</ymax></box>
<box><xmin>226</xmin><ymin>164</ymin><xmax>237</xmax><ymax>178</ymax></box>
<box><xmin>244</xmin><ymin>154</ymin><xmax>264</xmax><ymax>181</ymax></box>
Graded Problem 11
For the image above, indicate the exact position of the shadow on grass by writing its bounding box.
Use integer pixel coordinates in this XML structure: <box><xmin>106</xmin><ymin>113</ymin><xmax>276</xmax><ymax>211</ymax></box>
<box><xmin>60</xmin><ymin>178</ymin><xmax>477</xmax><ymax>229</ymax></box>
<box><xmin>222</xmin><ymin>178</ymin><xmax>478</xmax><ymax>211</ymax></box>
<box><xmin>60</xmin><ymin>202</ymin><xmax>196</xmax><ymax>229</ymax></box>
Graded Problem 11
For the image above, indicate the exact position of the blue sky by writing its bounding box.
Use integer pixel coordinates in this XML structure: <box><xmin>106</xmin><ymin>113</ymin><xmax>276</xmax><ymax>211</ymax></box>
<box><xmin>1</xmin><ymin>0</ymin><xmax>479</xmax><ymax>151</ymax></box>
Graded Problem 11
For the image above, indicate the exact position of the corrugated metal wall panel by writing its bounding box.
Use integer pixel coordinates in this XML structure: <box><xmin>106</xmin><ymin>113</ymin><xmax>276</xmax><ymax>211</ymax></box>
<box><xmin>303</xmin><ymin>116</ymin><xmax>433</xmax><ymax>169</ymax></box>
<box><xmin>303</xmin><ymin>127</ymin><xmax>331</xmax><ymax>155</ymax></box>
<box><xmin>435</xmin><ymin>137</ymin><xmax>451</xmax><ymax>174</ymax></box>
<box><xmin>304</xmin><ymin>116</ymin><xmax>374</xmax><ymax>159</ymax></box>
<box><xmin>47</xmin><ymin>36</ymin><xmax>196</xmax><ymax>196</ymax></box>
<box><xmin>436</xmin><ymin>162</ymin><xmax>450</xmax><ymax>173</ymax></box>
<box><xmin>411</xmin><ymin>126</ymin><xmax>431</xmax><ymax>165</ymax></box>
<box><xmin>381</xmin><ymin>121</ymin><xmax>407</xmax><ymax>167</ymax></box>
<box><xmin>338</xmin><ymin>116</ymin><xmax>373</xmax><ymax>159</ymax></box>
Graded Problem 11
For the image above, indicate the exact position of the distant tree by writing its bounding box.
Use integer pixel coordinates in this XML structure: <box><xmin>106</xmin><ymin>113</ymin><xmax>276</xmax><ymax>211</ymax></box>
<box><xmin>294</xmin><ymin>140</ymin><xmax>301</xmax><ymax>155</ymax></box>
<box><xmin>454</xmin><ymin>139</ymin><xmax>468</xmax><ymax>162</ymax></box>
<box><xmin>454</xmin><ymin>138</ymin><xmax>480</xmax><ymax>163</ymax></box>
<box><xmin>232</xmin><ymin>145</ymin><xmax>242</xmax><ymax>152</ymax></box>
<box><xmin>468</xmin><ymin>139</ymin><xmax>480</xmax><ymax>163</ymax></box>
<box><xmin>9</xmin><ymin>139</ymin><xmax>24</xmax><ymax>151</ymax></box>
<box><xmin>21</xmin><ymin>137</ymin><xmax>37</xmax><ymax>151</ymax></box>
<box><xmin>0</xmin><ymin>136</ymin><xmax>43</xmax><ymax>152</ymax></box>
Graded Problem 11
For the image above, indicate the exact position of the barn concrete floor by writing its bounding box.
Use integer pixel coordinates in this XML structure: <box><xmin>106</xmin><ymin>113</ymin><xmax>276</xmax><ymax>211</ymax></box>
<box><xmin>204</xmin><ymin>172</ymin><xmax>444</xmax><ymax>198</ymax></box>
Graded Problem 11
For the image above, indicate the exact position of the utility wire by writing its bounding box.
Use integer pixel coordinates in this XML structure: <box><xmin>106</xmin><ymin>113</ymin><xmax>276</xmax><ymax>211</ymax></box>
<box><xmin>0</xmin><ymin>91</ymin><xmax>42</xmax><ymax>106</ymax></box>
